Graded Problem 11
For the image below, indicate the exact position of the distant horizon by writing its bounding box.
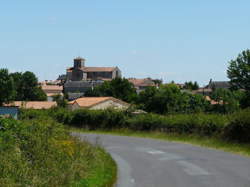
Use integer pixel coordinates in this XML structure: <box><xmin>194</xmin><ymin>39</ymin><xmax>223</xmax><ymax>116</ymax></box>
<box><xmin>1</xmin><ymin>1</ymin><xmax>249</xmax><ymax>86</ymax></box>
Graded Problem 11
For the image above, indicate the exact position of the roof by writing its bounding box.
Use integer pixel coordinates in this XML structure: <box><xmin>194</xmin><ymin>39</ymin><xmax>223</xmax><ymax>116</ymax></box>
<box><xmin>67</xmin><ymin>67</ymin><xmax>116</xmax><ymax>72</ymax></box>
<box><xmin>70</xmin><ymin>97</ymin><xmax>130</xmax><ymax>108</ymax></box>
<box><xmin>207</xmin><ymin>81</ymin><xmax>231</xmax><ymax>89</ymax></box>
<box><xmin>42</xmin><ymin>85</ymin><xmax>63</xmax><ymax>91</ymax></box>
<box><xmin>192</xmin><ymin>88</ymin><xmax>213</xmax><ymax>94</ymax></box>
<box><xmin>83</xmin><ymin>67</ymin><xmax>116</xmax><ymax>72</ymax></box>
<box><xmin>4</xmin><ymin>101</ymin><xmax>57</xmax><ymax>109</ymax></box>
<box><xmin>204</xmin><ymin>96</ymin><xmax>223</xmax><ymax>105</ymax></box>
<box><xmin>128</xmin><ymin>78</ymin><xmax>155</xmax><ymax>87</ymax></box>
<box><xmin>64</xmin><ymin>81</ymin><xmax>94</xmax><ymax>88</ymax></box>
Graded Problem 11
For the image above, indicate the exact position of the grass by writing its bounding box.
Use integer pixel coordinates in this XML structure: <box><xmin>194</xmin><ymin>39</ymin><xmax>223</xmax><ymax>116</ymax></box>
<box><xmin>0</xmin><ymin>117</ymin><xmax>117</xmax><ymax>187</ymax></box>
<box><xmin>71</xmin><ymin>127</ymin><xmax>250</xmax><ymax>157</ymax></box>
<box><xmin>74</xmin><ymin>147</ymin><xmax>117</xmax><ymax>187</ymax></box>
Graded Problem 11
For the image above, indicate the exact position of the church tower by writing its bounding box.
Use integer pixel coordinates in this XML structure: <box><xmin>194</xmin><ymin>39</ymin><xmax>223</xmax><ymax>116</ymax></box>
<box><xmin>74</xmin><ymin>57</ymin><xmax>85</xmax><ymax>69</ymax></box>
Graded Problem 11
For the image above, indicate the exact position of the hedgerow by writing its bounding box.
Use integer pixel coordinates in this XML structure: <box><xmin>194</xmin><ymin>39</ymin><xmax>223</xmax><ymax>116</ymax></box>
<box><xmin>19</xmin><ymin>108</ymin><xmax>250</xmax><ymax>143</ymax></box>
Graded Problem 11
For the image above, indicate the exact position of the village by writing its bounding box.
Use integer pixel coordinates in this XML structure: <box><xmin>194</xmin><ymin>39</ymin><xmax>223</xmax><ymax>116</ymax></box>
<box><xmin>0</xmin><ymin>56</ymin><xmax>231</xmax><ymax>116</ymax></box>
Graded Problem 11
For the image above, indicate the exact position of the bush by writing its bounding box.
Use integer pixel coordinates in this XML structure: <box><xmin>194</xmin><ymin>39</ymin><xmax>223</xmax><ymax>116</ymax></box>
<box><xmin>0</xmin><ymin>117</ymin><xmax>116</xmax><ymax>186</ymax></box>
<box><xmin>20</xmin><ymin>108</ymin><xmax>250</xmax><ymax>143</ymax></box>
<box><xmin>126</xmin><ymin>113</ymin><xmax>228</xmax><ymax>136</ymax></box>
<box><xmin>224</xmin><ymin>109</ymin><xmax>250</xmax><ymax>143</ymax></box>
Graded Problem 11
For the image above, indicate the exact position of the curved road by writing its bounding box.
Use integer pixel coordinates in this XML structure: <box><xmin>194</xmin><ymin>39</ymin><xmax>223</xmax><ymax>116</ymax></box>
<box><xmin>73</xmin><ymin>133</ymin><xmax>250</xmax><ymax>187</ymax></box>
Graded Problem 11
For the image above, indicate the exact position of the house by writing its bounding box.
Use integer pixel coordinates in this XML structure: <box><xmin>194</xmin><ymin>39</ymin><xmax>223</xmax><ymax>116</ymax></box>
<box><xmin>64</xmin><ymin>80</ymin><xmax>103</xmax><ymax>97</ymax></box>
<box><xmin>192</xmin><ymin>88</ymin><xmax>213</xmax><ymax>96</ymax></box>
<box><xmin>5</xmin><ymin>101</ymin><xmax>57</xmax><ymax>109</ymax></box>
<box><xmin>204</xmin><ymin>96</ymin><xmax>223</xmax><ymax>105</ymax></box>
<box><xmin>0</xmin><ymin>107</ymin><xmax>19</xmax><ymax>119</ymax></box>
<box><xmin>128</xmin><ymin>78</ymin><xmax>156</xmax><ymax>93</ymax></box>
<box><xmin>205</xmin><ymin>79</ymin><xmax>231</xmax><ymax>90</ymax></box>
<box><xmin>41</xmin><ymin>85</ymin><xmax>63</xmax><ymax>101</ymax></box>
<box><xmin>68</xmin><ymin>97</ymin><xmax>130</xmax><ymax>111</ymax></box>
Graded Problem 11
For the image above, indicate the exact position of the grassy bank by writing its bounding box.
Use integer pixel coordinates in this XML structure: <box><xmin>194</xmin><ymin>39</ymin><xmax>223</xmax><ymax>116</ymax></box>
<box><xmin>71</xmin><ymin>128</ymin><xmax>250</xmax><ymax>157</ymax></box>
<box><xmin>0</xmin><ymin>117</ymin><xmax>117</xmax><ymax>187</ymax></box>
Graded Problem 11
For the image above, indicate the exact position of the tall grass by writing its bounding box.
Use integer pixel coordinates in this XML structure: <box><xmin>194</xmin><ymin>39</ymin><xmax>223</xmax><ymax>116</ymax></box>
<box><xmin>0</xmin><ymin>116</ymin><xmax>116</xmax><ymax>186</ymax></box>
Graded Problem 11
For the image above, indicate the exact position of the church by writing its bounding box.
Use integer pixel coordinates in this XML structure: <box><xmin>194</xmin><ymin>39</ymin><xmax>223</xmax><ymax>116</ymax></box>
<box><xmin>66</xmin><ymin>57</ymin><xmax>121</xmax><ymax>81</ymax></box>
<box><xmin>64</xmin><ymin>57</ymin><xmax>122</xmax><ymax>100</ymax></box>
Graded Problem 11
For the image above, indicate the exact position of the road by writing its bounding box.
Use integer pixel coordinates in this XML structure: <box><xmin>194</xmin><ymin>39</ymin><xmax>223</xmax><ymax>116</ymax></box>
<box><xmin>73</xmin><ymin>133</ymin><xmax>250</xmax><ymax>187</ymax></box>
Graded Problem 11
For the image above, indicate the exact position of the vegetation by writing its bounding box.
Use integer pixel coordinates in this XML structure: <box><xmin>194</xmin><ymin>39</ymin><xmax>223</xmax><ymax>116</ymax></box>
<box><xmin>0</xmin><ymin>116</ymin><xmax>117</xmax><ymax>186</ymax></box>
<box><xmin>84</xmin><ymin>77</ymin><xmax>137</xmax><ymax>102</ymax></box>
<box><xmin>20</xmin><ymin>108</ymin><xmax>250</xmax><ymax>144</ymax></box>
<box><xmin>136</xmin><ymin>84</ymin><xmax>209</xmax><ymax>114</ymax></box>
<box><xmin>227</xmin><ymin>49</ymin><xmax>250</xmax><ymax>91</ymax></box>
<box><xmin>183</xmin><ymin>81</ymin><xmax>199</xmax><ymax>90</ymax></box>
<box><xmin>10</xmin><ymin>71</ymin><xmax>47</xmax><ymax>101</ymax></box>
<box><xmin>0</xmin><ymin>69</ymin><xmax>15</xmax><ymax>106</ymax></box>
<box><xmin>0</xmin><ymin>69</ymin><xmax>47</xmax><ymax>105</ymax></box>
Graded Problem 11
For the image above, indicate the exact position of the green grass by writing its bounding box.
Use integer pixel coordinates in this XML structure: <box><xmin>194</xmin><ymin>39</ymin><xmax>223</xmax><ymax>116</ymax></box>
<box><xmin>71</xmin><ymin>128</ymin><xmax>250</xmax><ymax>157</ymax></box>
<box><xmin>0</xmin><ymin>118</ymin><xmax>117</xmax><ymax>187</ymax></box>
<box><xmin>74</xmin><ymin>147</ymin><xmax>117</xmax><ymax>187</ymax></box>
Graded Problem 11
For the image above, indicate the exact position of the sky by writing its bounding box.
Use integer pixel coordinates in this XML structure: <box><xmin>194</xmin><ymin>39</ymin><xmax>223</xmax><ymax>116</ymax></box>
<box><xmin>0</xmin><ymin>0</ymin><xmax>249</xmax><ymax>86</ymax></box>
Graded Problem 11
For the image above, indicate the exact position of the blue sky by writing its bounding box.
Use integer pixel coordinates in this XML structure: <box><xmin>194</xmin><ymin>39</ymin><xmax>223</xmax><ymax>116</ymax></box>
<box><xmin>0</xmin><ymin>0</ymin><xmax>249</xmax><ymax>86</ymax></box>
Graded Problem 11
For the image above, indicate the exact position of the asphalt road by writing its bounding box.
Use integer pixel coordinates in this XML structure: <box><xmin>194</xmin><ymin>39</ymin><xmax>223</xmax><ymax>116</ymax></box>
<box><xmin>73</xmin><ymin>133</ymin><xmax>250</xmax><ymax>187</ymax></box>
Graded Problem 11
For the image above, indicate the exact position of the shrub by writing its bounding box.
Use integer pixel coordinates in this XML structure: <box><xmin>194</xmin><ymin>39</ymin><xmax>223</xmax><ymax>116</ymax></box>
<box><xmin>224</xmin><ymin>109</ymin><xmax>250</xmax><ymax>143</ymax></box>
<box><xmin>0</xmin><ymin>117</ymin><xmax>116</xmax><ymax>186</ymax></box>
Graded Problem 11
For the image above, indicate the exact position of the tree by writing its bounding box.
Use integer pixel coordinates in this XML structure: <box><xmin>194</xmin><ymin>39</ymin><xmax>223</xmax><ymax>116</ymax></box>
<box><xmin>227</xmin><ymin>49</ymin><xmax>250</xmax><ymax>91</ymax></box>
<box><xmin>10</xmin><ymin>71</ymin><xmax>47</xmax><ymax>101</ymax></box>
<box><xmin>187</xmin><ymin>94</ymin><xmax>210</xmax><ymax>113</ymax></box>
<box><xmin>52</xmin><ymin>94</ymin><xmax>67</xmax><ymax>108</ymax></box>
<box><xmin>183</xmin><ymin>81</ymin><xmax>199</xmax><ymax>90</ymax></box>
<box><xmin>137</xmin><ymin>84</ymin><xmax>192</xmax><ymax>114</ymax></box>
<box><xmin>0</xmin><ymin>69</ymin><xmax>15</xmax><ymax>106</ymax></box>
<box><xmin>210</xmin><ymin>88</ymin><xmax>241</xmax><ymax>113</ymax></box>
<box><xmin>85</xmin><ymin>78</ymin><xmax>137</xmax><ymax>102</ymax></box>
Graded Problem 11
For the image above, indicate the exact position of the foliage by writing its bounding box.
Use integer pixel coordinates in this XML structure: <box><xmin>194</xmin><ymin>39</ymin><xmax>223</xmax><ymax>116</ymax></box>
<box><xmin>20</xmin><ymin>107</ymin><xmax>250</xmax><ymax>143</ymax></box>
<box><xmin>210</xmin><ymin>88</ymin><xmax>242</xmax><ymax>113</ymax></box>
<box><xmin>0</xmin><ymin>69</ymin><xmax>15</xmax><ymax>106</ymax></box>
<box><xmin>224</xmin><ymin>109</ymin><xmax>250</xmax><ymax>143</ymax></box>
<box><xmin>0</xmin><ymin>117</ymin><xmax>116</xmax><ymax>186</ymax></box>
<box><xmin>152</xmin><ymin>78</ymin><xmax>163</xmax><ymax>85</ymax></box>
<box><xmin>84</xmin><ymin>78</ymin><xmax>137</xmax><ymax>102</ymax></box>
<box><xmin>183</xmin><ymin>81</ymin><xmax>199</xmax><ymax>90</ymax></box>
<box><xmin>137</xmin><ymin>84</ymin><xmax>208</xmax><ymax>114</ymax></box>
<box><xmin>227</xmin><ymin>49</ymin><xmax>250</xmax><ymax>91</ymax></box>
<box><xmin>52</xmin><ymin>94</ymin><xmax>68</xmax><ymax>108</ymax></box>
<box><xmin>10</xmin><ymin>71</ymin><xmax>47</xmax><ymax>101</ymax></box>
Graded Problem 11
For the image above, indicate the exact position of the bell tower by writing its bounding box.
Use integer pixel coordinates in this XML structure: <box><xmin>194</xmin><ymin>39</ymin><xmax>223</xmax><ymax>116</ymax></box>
<box><xmin>74</xmin><ymin>57</ymin><xmax>85</xmax><ymax>69</ymax></box>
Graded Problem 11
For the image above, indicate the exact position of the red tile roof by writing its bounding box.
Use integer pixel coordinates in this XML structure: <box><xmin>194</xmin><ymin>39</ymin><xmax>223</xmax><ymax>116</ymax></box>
<box><xmin>67</xmin><ymin>67</ymin><xmax>116</xmax><ymax>72</ymax></box>
<box><xmin>128</xmin><ymin>78</ymin><xmax>155</xmax><ymax>87</ymax></box>
<box><xmin>42</xmin><ymin>85</ymin><xmax>63</xmax><ymax>91</ymax></box>
<box><xmin>70</xmin><ymin>97</ymin><xmax>129</xmax><ymax>108</ymax></box>
<box><xmin>5</xmin><ymin>101</ymin><xmax>57</xmax><ymax>109</ymax></box>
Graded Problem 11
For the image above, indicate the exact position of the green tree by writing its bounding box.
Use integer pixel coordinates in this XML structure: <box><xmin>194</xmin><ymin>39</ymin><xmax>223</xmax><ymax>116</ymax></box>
<box><xmin>10</xmin><ymin>71</ymin><xmax>47</xmax><ymax>101</ymax></box>
<box><xmin>138</xmin><ymin>84</ymin><xmax>191</xmax><ymax>114</ymax></box>
<box><xmin>210</xmin><ymin>88</ymin><xmax>241</xmax><ymax>113</ymax></box>
<box><xmin>183</xmin><ymin>81</ymin><xmax>199</xmax><ymax>90</ymax></box>
<box><xmin>52</xmin><ymin>94</ymin><xmax>67</xmax><ymax>108</ymax></box>
<box><xmin>0</xmin><ymin>69</ymin><xmax>15</xmax><ymax>106</ymax></box>
<box><xmin>85</xmin><ymin>78</ymin><xmax>137</xmax><ymax>102</ymax></box>
<box><xmin>188</xmin><ymin>94</ymin><xmax>210</xmax><ymax>113</ymax></box>
<box><xmin>227</xmin><ymin>49</ymin><xmax>250</xmax><ymax>91</ymax></box>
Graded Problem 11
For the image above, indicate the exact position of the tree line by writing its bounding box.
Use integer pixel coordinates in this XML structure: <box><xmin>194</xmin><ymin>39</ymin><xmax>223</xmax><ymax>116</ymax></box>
<box><xmin>0</xmin><ymin>70</ymin><xmax>46</xmax><ymax>106</ymax></box>
<box><xmin>85</xmin><ymin>49</ymin><xmax>250</xmax><ymax>114</ymax></box>
<box><xmin>1</xmin><ymin>49</ymin><xmax>249</xmax><ymax>114</ymax></box>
